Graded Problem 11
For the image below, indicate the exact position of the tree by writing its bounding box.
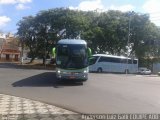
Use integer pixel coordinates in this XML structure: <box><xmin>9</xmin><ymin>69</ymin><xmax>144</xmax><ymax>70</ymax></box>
<box><xmin>17</xmin><ymin>8</ymin><xmax>160</xmax><ymax>65</ymax></box>
<box><xmin>17</xmin><ymin>16</ymin><xmax>39</xmax><ymax>63</ymax></box>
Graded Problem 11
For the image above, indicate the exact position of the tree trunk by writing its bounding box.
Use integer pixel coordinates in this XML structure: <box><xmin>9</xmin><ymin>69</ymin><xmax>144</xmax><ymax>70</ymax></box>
<box><xmin>42</xmin><ymin>56</ymin><xmax>45</xmax><ymax>65</ymax></box>
<box><xmin>30</xmin><ymin>57</ymin><xmax>35</xmax><ymax>63</ymax></box>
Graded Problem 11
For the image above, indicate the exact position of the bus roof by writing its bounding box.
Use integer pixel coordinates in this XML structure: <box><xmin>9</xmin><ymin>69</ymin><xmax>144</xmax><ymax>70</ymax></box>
<box><xmin>93</xmin><ymin>54</ymin><xmax>138</xmax><ymax>60</ymax></box>
<box><xmin>57</xmin><ymin>39</ymin><xmax>87</xmax><ymax>45</ymax></box>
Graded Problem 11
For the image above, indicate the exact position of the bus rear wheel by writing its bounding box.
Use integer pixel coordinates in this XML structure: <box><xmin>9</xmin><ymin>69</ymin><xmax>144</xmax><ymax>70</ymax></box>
<box><xmin>97</xmin><ymin>68</ymin><xmax>103</xmax><ymax>73</ymax></box>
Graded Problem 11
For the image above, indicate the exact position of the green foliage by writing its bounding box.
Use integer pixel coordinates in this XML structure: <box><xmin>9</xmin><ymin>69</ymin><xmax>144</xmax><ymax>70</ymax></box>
<box><xmin>17</xmin><ymin>8</ymin><xmax>160</xmax><ymax>64</ymax></box>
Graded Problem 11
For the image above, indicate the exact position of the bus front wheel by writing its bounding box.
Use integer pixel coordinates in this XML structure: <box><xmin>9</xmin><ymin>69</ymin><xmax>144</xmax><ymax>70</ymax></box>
<box><xmin>97</xmin><ymin>68</ymin><xmax>103</xmax><ymax>73</ymax></box>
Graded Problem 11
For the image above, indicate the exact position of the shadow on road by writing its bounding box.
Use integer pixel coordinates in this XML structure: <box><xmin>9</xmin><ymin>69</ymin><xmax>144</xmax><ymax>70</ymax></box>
<box><xmin>0</xmin><ymin>63</ymin><xmax>19</xmax><ymax>69</ymax></box>
<box><xmin>0</xmin><ymin>62</ymin><xmax>55</xmax><ymax>70</ymax></box>
<box><xmin>12</xmin><ymin>72</ymin><xmax>83</xmax><ymax>88</ymax></box>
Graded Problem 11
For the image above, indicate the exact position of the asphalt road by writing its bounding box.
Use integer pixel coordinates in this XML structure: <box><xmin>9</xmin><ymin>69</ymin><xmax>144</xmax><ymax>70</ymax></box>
<box><xmin>1</xmin><ymin>63</ymin><xmax>160</xmax><ymax>113</ymax></box>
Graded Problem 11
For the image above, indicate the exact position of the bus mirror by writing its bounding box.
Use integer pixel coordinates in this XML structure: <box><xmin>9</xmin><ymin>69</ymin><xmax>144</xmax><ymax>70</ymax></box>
<box><xmin>52</xmin><ymin>47</ymin><xmax>56</xmax><ymax>58</ymax></box>
<box><xmin>87</xmin><ymin>47</ymin><xmax>92</xmax><ymax>58</ymax></box>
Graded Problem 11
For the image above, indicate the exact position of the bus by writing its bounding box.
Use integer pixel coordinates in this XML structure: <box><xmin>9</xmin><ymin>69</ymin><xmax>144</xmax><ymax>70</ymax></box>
<box><xmin>52</xmin><ymin>39</ymin><xmax>91</xmax><ymax>81</ymax></box>
<box><xmin>89</xmin><ymin>54</ymin><xmax>138</xmax><ymax>73</ymax></box>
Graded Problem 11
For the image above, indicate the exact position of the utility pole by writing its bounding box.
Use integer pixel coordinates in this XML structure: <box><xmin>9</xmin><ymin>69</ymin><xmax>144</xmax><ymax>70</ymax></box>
<box><xmin>44</xmin><ymin>25</ymin><xmax>51</xmax><ymax>69</ymax></box>
<box><xmin>44</xmin><ymin>38</ymin><xmax>47</xmax><ymax>68</ymax></box>
<box><xmin>20</xmin><ymin>37</ymin><xmax>24</xmax><ymax>65</ymax></box>
<box><xmin>126</xmin><ymin>13</ymin><xmax>132</xmax><ymax>74</ymax></box>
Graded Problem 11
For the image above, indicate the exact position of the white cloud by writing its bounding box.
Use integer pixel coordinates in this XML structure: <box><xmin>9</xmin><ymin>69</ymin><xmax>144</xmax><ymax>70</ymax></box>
<box><xmin>143</xmin><ymin>0</ymin><xmax>160</xmax><ymax>26</ymax></box>
<box><xmin>0</xmin><ymin>0</ymin><xmax>32</xmax><ymax>11</ymax></box>
<box><xmin>109</xmin><ymin>4</ymin><xmax>134</xmax><ymax>12</ymax></box>
<box><xmin>18</xmin><ymin>0</ymin><xmax>31</xmax><ymax>4</ymax></box>
<box><xmin>69</xmin><ymin>0</ymin><xmax>134</xmax><ymax>12</ymax></box>
<box><xmin>16</xmin><ymin>3</ymin><xmax>30</xmax><ymax>10</ymax></box>
<box><xmin>0</xmin><ymin>16</ymin><xmax>11</xmax><ymax>27</ymax></box>
<box><xmin>0</xmin><ymin>0</ymin><xmax>16</xmax><ymax>4</ymax></box>
<box><xmin>0</xmin><ymin>0</ymin><xmax>32</xmax><ymax>4</ymax></box>
<box><xmin>143</xmin><ymin>0</ymin><xmax>160</xmax><ymax>13</ymax></box>
<box><xmin>69</xmin><ymin>0</ymin><xmax>104</xmax><ymax>11</ymax></box>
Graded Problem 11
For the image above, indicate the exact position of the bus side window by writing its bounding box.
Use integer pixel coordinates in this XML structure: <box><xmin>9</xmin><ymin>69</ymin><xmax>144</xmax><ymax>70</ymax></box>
<box><xmin>98</xmin><ymin>57</ymin><xmax>102</xmax><ymax>62</ymax></box>
<box><xmin>133</xmin><ymin>60</ymin><xmax>137</xmax><ymax>64</ymax></box>
<box><xmin>111</xmin><ymin>58</ymin><xmax>119</xmax><ymax>63</ymax></box>
<box><xmin>89</xmin><ymin>56</ymin><xmax>98</xmax><ymax>65</ymax></box>
<box><xmin>98</xmin><ymin>57</ymin><xmax>106</xmax><ymax>62</ymax></box>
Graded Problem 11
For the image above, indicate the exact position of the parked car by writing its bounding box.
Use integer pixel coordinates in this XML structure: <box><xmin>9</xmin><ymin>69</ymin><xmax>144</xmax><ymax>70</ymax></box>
<box><xmin>138</xmin><ymin>67</ymin><xmax>151</xmax><ymax>75</ymax></box>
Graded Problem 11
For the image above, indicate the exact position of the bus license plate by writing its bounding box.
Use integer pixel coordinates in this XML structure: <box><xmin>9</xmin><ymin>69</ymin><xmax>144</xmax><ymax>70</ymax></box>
<box><xmin>69</xmin><ymin>76</ymin><xmax>75</xmax><ymax>79</ymax></box>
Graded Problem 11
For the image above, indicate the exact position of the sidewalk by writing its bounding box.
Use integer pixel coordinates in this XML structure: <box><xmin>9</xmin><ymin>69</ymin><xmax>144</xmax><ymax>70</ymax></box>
<box><xmin>0</xmin><ymin>94</ymin><xmax>81</xmax><ymax>120</ymax></box>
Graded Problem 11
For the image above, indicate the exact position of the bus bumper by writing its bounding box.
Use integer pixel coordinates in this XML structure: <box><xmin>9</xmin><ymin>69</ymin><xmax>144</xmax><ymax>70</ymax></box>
<box><xmin>56</xmin><ymin>72</ymin><xmax>88</xmax><ymax>81</ymax></box>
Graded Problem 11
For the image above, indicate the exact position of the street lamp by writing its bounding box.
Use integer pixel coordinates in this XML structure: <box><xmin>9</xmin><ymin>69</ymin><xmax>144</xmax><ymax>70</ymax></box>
<box><xmin>19</xmin><ymin>36</ymin><xmax>24</xmax><ymax>65</ymax></box>
<box><xmin>44</xmin><ymin>25</ymin><xmax>51</xmax><ymax>68</ymax></box>
<box><xmin>44</xmin><ymin>38</ymin><xmax>47</xmax><ymax>68</ymax></box>
<box><xmin>126</xmin><ymin>11</ymin><xmax>134</xmax><ymax>74</ymax></box>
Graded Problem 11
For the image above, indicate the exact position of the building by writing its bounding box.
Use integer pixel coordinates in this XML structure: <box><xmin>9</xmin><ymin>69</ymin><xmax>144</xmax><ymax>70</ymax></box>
<box><xmin>0</xmin><ymin>33</ymin><xmax>20</xmax><ymax>61</ymax></box>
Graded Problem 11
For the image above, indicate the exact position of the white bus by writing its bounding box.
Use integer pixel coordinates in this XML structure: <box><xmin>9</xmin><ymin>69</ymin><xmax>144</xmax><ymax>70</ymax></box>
<box><xmin>89</xmin><ymin>54</ymin><xmax>138</xmax><ymax>73</ymax></box>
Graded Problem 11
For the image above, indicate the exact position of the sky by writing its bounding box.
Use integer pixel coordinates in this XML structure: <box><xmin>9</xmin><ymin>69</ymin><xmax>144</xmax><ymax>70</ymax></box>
<box><xmin>0</xmin><ymin>0</ymin><xmax>160</xmax><ymax>33</ymax></box>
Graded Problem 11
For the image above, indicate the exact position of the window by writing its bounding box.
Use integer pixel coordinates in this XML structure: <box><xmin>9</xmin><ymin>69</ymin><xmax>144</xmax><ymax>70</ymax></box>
<box><xmin>98</xmin><ymin>57</ymin><xmax>108</xmax><ymax>62</ymax></box>
<box><xmin>133</xmin><ymin>60</ymin><xmax>137</xmax><ymax>64</ymax></box>
<box><xmin>89</xmin><ymin>56</ymin><xmax>99</xmax><ymax>65</ymax></box>
<box><xmin>128</xmin><ymin>59</ymin><xmax>132</xmax><ymax>64</ymax></box>
<box><xmin>98</xmin><ymin>56</ymin><xmax>137</xmax><ymax>64</ymax></box>
<box><xmin>57</xmin><ymin>45</ymin><xmax>68</xmax><ymax>56</ymax></box>
<box><xmin>110</xmin><ymin>58</ymin><xmax>121</xmax><ymax>63</ymax></box>
<box><xmin>98</xmin><ymin>56</ymin><xmax>121</xmax><ymax>63</ymax></box>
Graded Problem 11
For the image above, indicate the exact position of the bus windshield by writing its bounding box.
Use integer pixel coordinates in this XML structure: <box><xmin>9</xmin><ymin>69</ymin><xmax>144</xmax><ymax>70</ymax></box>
<box><xmin>56</xmin><ymin>44</ymin><xmax>88</xmax><ymax>69</ymax></box>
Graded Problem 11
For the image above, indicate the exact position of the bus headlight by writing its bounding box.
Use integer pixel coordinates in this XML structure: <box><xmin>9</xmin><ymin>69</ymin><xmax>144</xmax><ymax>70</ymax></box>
<box><xmin>84</xmin><ymin>70</ymin><xmax>87</xmax><ymax>73</ymax></box>
<box><xmin>57</xmin><ymin>70</ymin><xmax>61</xmax><ymax>74</ymax></box>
